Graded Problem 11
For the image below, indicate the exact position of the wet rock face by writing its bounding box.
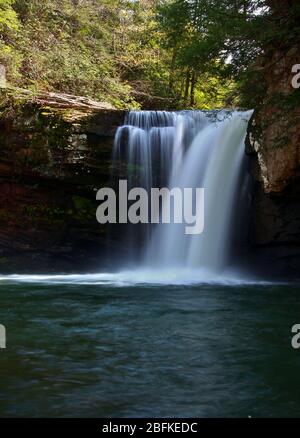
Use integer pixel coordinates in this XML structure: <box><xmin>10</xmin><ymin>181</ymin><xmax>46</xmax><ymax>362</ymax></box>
<box><xmin>246</xmin><ymin>47</ymin><xmax>300</xmax><ymax>194</ymax></box>
<box><xmin>0</xmin><ymin>88</ymin><xmax>126</xmax><ymax>273</ymax></box>
<box><xmin>0</xmin><ymin>89</ymin><xmax>125</xmax><ymax>180</ymax></box>
<box><xmin>246</xmin><ymin>44</ymin><xmax>300</xmax><ymax>278</ymax></box>
<box><xmin>246</xmin><ymin>179</ymin><xmax>300</xmax><ymax>278</ymax></box>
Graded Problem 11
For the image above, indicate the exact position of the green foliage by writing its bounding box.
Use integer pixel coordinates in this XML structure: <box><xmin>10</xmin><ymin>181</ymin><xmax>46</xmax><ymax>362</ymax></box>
<box><xmin>0</xmin><ymin>0</ymin><xmax>298</xmax><ymax>109</ymax></box>
<box><xmin>157</xmin><ymin>0</ymin><xmax>300</xmax><ymax>107</ymax></box>
<box><xmin>0</xmin><ymin>0</ymin><xmax>236</xmax><ymax>108</ymax></box>
<box><xmin>0</xmin><ymin>0</ymin><xmax>22</xmax><ymax>79</ymax></box>
<box><xmin>72</xmin><ymin>195</ymin><xmax>95</xmax><ymax>221</ymax></box>
<box><xmin>0</xmin><ymin>0</ymin><xmax>19</xmax><ymax>31</ymax></box>
<box><xmin>11</xmin><ymin>0</ymin><xmax>136</xmax><ymax>107</ymax></box>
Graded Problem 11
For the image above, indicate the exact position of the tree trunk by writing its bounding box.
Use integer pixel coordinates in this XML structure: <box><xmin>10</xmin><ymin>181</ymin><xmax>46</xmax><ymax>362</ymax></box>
<box><xmin>168</xmin><ymin>48</ymin><xmax>177</xmax><ymax>93</ymax></box>
<box><xmin>184</xmin><ymin>70</ymin><xmax>191</xmax><ymax>102</ymax></box>
<box><xmin>190</xmin><ymin>71</ymin><xmax>197</xmax><ymax>107</ymax></box>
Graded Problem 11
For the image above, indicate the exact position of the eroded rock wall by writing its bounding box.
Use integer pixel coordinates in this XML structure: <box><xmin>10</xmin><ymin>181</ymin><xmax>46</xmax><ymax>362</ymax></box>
<box><xmin>246</xmin><ymin>41</ymin><xmax>300</xmax><ymax>278</ymax></box>
<box><xmin>0</xmin><ymin>88</ymin><xmax>125</xmax><ymax>273</ymax></box>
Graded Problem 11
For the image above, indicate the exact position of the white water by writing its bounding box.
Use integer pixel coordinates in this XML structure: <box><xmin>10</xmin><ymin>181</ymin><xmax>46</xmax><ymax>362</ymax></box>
<box><xmin>1</xmin><ymin>110</ymin><xmax>257</xmax><ymax>285</ymax></box>
<box><xmin>114</xmin><ymin>110</ymin><xmax>253</xmax><ymax>274</ymax></box>
<box><xmin>0</xmin><ymin>270</ymin><xmax>272</xmax><ymax>286</ymax></box>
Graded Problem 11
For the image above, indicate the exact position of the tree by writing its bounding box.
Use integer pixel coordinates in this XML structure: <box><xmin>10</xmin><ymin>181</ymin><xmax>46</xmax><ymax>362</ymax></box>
<box><xmin>0</xmin><ymin>0</ymin><xmax>19</xmax><ymax>31</ymax></box>
<box><xmin>0</xmin><ymin>0</ymin><xmax>22</xmax><ymax>80</ymax></box>
<box><xmin>2</xmin><ymin>0</ymin><xmax>297</xmax><ymax>109</ymax></box>
<box><xmin>157</xmin><ymin>0</ymin><xmax>300</xmax><ymax>107</ymax></box>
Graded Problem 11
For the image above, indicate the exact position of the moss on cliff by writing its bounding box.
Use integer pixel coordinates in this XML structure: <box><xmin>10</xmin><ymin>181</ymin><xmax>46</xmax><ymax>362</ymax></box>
<box><xmin>0</xmin><ymin>88</ymin><xmax>125</xmax><ymax>272</ymax></box>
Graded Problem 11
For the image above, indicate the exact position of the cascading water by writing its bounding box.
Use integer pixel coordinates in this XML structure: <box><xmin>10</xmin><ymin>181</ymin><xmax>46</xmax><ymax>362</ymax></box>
<box><xmin>112</xmin><ymin>109</ymin><xmax>253</xmax><ymax>276</ymax></box>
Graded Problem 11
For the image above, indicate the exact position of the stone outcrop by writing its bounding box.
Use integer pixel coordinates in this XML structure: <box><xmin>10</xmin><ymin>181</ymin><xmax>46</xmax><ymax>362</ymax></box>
<box><xmin>246</xmin><ymin>42</ymin><xmax>300</xmax><ymax>278</ymax></box>
<box><xmin>246</xmin><ymin>47</ymin><xmax>300</xmax><ymax>194</ymax></box>
<box><xmin>0</xmin><ymin>88</ymin><xmax>125</xmax><ymax>273</ymax></box>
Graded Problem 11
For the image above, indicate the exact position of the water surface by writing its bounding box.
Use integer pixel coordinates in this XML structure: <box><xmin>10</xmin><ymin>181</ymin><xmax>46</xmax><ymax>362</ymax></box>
<box><xmin>0</xmin><ymin>277</ymin><xmax>299</xmax><ymax>417</ymax></box>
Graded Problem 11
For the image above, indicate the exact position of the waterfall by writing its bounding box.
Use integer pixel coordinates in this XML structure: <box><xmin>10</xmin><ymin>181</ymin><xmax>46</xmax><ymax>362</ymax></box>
<box><xmin>112</xmin><ymin>110</ymin><xmax>252</xmax><ymax>274</ymax></box>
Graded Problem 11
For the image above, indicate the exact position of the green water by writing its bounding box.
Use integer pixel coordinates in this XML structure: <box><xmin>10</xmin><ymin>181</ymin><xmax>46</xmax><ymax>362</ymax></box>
<box><xmin>0</xmin><ymin>281</ymin><xmax>300</xmax><ymax>417</ymax></box>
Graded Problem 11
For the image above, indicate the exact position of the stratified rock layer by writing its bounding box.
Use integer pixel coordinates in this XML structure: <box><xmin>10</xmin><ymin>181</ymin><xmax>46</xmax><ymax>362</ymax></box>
<box><xmin>246</xmin><ymin>43</ymin><xmax>300</xmax><ymax>278</ymax></box>
<box><xmin>0</xmin><ymin>88</ymin><xmax>126</xmax><ymax>273</ymax></box>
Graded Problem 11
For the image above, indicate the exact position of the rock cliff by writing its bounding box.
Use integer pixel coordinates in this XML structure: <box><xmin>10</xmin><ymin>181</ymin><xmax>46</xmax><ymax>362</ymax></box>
<box><xmin>246</xmin><ymin>41</ymin><xmax>300</xmax><ymax>278</ymax></box>
<box><xmin>1</xmin><ymin>77</ymin><xmax>299</xmax><ymax>278</ymax></box>
<box><xmin>0</xmin><ymin>88</ymin><xmax>125</xmax><ymax>273</ymax></box>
